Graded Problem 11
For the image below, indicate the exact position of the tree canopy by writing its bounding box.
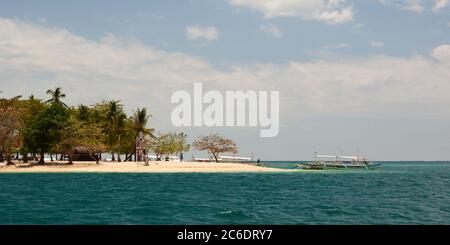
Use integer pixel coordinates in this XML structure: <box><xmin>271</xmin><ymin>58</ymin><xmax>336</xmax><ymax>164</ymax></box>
<box><xmin>53</xmin><ymin>114</ymin><xmax>106</xmax><ymax>164</ymax></box>
<box><xmin>46</xmin><ymin>87</ymin><xmax>67</xmax><ymax>107</ymax></box>
<box><xmin>1</xmin><ymin>87</ymin><xmax>241</xmax><ymax>165</ymax></box>
<box><xmin>0</xmin><ymin>97</ymin><xmax>23</xmax><ymax>165</ymax></box>
<box><xmin>0</xmin><ymin>88</ymin><xmax>161</xmax><ymax>164</ymax></box>
<box><xmin>24</xmin><ymin>103</ymin><xmax>70</xmax><ymax>163</ymax></box>
<box><xmin>146</xmin><ymin>132</ymin><xmax>190</xmax><ymax>160</ymax></box>
<box><xmin>193</xmin><ymin>133</ymin><xmax>238</xmax><ymax>162</ymax></box>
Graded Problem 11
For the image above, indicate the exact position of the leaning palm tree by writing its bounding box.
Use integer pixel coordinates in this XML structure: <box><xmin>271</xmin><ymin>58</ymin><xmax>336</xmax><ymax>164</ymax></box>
<box><xmin>46</xmin><ymin>87</ymin><xmax>67</xmax><ymax>107</ymax></box>
<box><xmin>131</xmin><ymin>107</ymin><xmax>154</xmax><ymax>161</ymax></box>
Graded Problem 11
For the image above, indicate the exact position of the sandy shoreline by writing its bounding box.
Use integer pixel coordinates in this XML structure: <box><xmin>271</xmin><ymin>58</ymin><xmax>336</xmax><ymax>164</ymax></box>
<box><xmin>0</xmin><ymin>161</ymin><xmax>289</xmax><ymax>173</ymax></box>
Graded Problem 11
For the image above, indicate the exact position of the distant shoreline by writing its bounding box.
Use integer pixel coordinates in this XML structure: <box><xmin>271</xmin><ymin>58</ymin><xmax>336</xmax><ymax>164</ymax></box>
<box><xmin>0</xmin><ymin>161</ymin><xmax>289</xmax><ymax>173</ymax></box>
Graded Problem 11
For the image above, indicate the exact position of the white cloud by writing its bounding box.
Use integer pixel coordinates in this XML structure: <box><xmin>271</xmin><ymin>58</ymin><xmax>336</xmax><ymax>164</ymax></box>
<box><xmin>370</xmin><ymin>41</ymin><xmax>385</xmax><ymax>48</ymax></box>
<box><xmin>379</xmin><ymin>0</ymin><xmax>450</xmax><ymax>12</ymax></box>
<box><xmin>259</xmin><ymin>23</ymin><xmax>283</xmax><ymax>38</ymax></box>
<box><xmin>185</xmin><ymin>26</ymin><xmax>219</xmax><ymax>42</ymax></box>
<box><xmin>377</xmin><ymin>0</ymin><xmax>424</xmax><ymax>13</ymax></box>
<box><xmin>432</xmin><ymin>44</ymin><xmax>450</xmax><ymax>63</ymax></box>
<box><xmin>0</xmin><ymin>17</ymin><xmax>218</xmax><ymax>124</ymax></box>
<box><xmin>433</xmin><ymin>0</ymin><xmax>449</xmax><ymax>11</ymax></box>
<box><xmin>404</xmin><ymin>0</ymin><xmax>425</xmax><ymax>12</ymax></box>
<box><xmin>307</xmin><ymin>43</ymin><xmax>350</xmax><ymax>57</ymax></box>
<box><xmin>1</xmin><ymin>17</ymin><xmax>450</xmax><ymax>126</ymax></box>
<box><xmin>228</xmin><ymin>0</ymin><xmax>353</xmax><ymax>24</ymax></box>
<box><xmin>321</xmin><ymin>42</ymin><xmax>351</xmax><ymax>50</ymax></box>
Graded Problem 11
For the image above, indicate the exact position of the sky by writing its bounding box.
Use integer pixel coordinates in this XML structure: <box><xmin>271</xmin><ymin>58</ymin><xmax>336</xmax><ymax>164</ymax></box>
<box><xmin>1</xmin><ymin>0</ymin><xmax>450</xmax><ymax>160</ymax></box>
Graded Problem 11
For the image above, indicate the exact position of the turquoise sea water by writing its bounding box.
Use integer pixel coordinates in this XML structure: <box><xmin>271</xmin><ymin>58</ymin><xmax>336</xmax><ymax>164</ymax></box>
<box><xmin>1</xmin><ymin>162</ymin><xmax>450</xmax><ymax>224</ymax></box>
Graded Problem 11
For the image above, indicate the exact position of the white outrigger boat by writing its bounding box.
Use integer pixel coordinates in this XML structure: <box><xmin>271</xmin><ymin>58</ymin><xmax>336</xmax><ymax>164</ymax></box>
<box><xmin>296</xmin><ymin>151</ymin><xmax>381</xmax><ymax>170</ymax></box>
<box><xmin>193</xmin><ymin>155</ymin><xmax>252</xmax><ymax>163</ymax></box>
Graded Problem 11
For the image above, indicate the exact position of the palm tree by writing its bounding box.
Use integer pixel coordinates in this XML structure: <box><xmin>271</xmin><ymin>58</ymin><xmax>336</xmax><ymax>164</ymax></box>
<box><xmin>131</xmin><ymin>107</ymin><xmax>154</xmax><ymax>161</ymax></box>
<box><xmin>76</xmin><ymin>104</ymin><xmax>91</xmax><ymax>121</ymax></box>
<box><xmin>46</xmin><ymin>87</ymin><xmax>67</xmax><ymax>107</ymax></box>
<box><xmin>106</xmin><ymin>100</ymin><xmax>126</xmax><ymax>161</ymax></box>
<box><xmin>132</xmin><ymin>108</ymin><xmax>154</xmax><ymax>136</ymax></box>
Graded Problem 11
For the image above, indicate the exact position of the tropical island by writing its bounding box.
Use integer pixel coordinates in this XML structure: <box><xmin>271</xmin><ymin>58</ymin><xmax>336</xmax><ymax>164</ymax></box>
<box><xmin>0</xmin><ymin>88</ymin><xmax>286</xmax><ymax>173</ymax></box>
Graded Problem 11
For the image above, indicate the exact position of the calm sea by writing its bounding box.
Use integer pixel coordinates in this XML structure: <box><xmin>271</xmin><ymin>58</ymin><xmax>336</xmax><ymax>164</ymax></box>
<box><xmin>1</xmin><ymin>162</ymin><xmax>450</xmax><ymax>224</ymax></box>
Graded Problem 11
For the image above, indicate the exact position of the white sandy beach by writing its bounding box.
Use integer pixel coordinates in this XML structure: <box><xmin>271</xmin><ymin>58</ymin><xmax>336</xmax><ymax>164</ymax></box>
<box><xmin>0</xmin><ymin>161</ymin><xmax>289</xmax><ymax>173</ymax></box>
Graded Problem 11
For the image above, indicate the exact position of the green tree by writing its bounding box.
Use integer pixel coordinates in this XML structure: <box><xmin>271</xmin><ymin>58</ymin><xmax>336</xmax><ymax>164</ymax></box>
<box><xmin>146</xmin><ymin>132</ymin><xmax>190</xmax><ymax>161</ymax></box>
<box><xmin>46</xmin><ymin>87</ymin><xmax>67</xmax><ymax>107</ymax></box>
<box><xmin>104</xmin><ymin>100</ymin><xmax>127</xmax><ymax>161</ymax></box>
<box><xmin>171</xmin><ymin>132</ymin><xmax>190</xmax><ymax>155</ymax></box>
<box><xmin>54</xmin><ymin>115</ymin><xmax>106</xmax><ymax>164</ymax></box>
<box><xmin>20</xmin><ymin>96</ymin><xmax>46</xmax><ymax>162</ymax></box>
<box><xmin>116</xmin><ymin>120</ymin><xmax>136</xmax><ymax>161</ymax></box>
<box><xmin>0</xmin><ymin>97</ymin><xmax>22</xmax><ymax>165</ymax></box>
<box><xmin>193</xmin><ymin>134</ymin><xmax>238</xmax><ymax>162</ymax></box>
<box><xmin>75</xmin><ymin>104</ymin><xmax>91</xmax><ymax>122</ymax></box>
<box><xmin>25</xmin><ymin>103</ymin><xmax>69</xmax><ymax>164</ymax></box>
<box><xmin>130</xmin><ymin>107</ymin><xmax>154</xmax><ymax>161</ymax></box>
<box><xmin>131</xmin><ymin>108</ymin><xmax>154</xmax><ymax>136</ymax></box>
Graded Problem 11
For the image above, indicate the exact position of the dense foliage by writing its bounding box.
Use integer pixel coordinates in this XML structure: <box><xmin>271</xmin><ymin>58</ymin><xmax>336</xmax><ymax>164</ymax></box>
<box><xmin>146</xmin><ymin>132</ymin><xmax>190</xmax><ymax>160</ymax></box>
<box><xmin>1</xmin><ymin>88</ymin><xmax>237</xmax><ymax>164</ymax></box>
<box><xmin>0</xmin><ymin>88</ymin><xmax>158</xmax><ymax>164</ymax></box>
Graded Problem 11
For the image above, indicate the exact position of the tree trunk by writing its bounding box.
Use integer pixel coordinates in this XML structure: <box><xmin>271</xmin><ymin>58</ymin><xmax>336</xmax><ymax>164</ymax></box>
<box><xmin>5</xmin><ymin>153</ymin><xmax>14</xmax><ymax>165</ymax></box>
<box><xmin>118</xmin><ymin>154</ymin><xmax>122</xmax><ymax>162</ymax></box>
<box><xmin>212</xmin><ymin>153</ymin><xmax>219</xmax><ymax>163</ymax></box>
<box><xmin>0</xmin><ymin>150</ymin><xmax>4</xmax><ymax>162</ymax></box>
<box><xmin>89</xmin><ymin>154</ymin><xmax>99</xmax><ymax>164</ymax></box>
<box><xmin>112</xmin><ymin>152</ymin><xmax>116</xmax><ymax>161</ymax></box>
<box><xmin>39</xmin><ymin>150</ymin><xmax>45</xmax><ymax>164</ymax></box>
<box><xmin>23</xmin><ymin>152</ymin><xmax>28</xmax><ymax>163</ymax></box>
<box><xmin>50</xmin><ymin>154</ymin><xmax>53</xmax><ymax>161</ymax></box>
<box><xmin>125</xmin><ymin>154</ymin><xmax>132</xmax><ymax>162</ymax></box>
<box><xmin>67</xmin><ymin>154</ymin><xmax>73</xmax><ymax>165</ymax></box>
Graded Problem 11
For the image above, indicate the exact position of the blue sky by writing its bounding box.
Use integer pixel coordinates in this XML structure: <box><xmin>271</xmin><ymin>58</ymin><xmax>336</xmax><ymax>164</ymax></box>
<box><xmin>2</xmin><ymin>0</ymin><xmax>450</xmax><ymax>63</ymax></box>
<box><xmin>1</xmin><ymin>0</ymin><xmax>450</xmax><ymax>160</ymax></box>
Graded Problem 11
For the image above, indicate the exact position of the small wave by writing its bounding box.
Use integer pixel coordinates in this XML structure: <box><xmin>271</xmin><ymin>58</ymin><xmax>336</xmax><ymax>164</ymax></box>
<box><xmin>215</xmin><ymin>210</ymin><xmax>249</xmax><ymax>219</ymax></box>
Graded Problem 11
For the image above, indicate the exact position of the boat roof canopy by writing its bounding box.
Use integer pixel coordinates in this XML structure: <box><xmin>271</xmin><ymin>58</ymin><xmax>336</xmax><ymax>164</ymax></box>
<box><xmin>317</xmin><ymin>155</ymin><xmax>359</xmax><ymax>159</ymax></box>
<box><xmin>219</xmin><ymin>156</ymin><xmax>252</xmax><ymax>160</ymax></box>
<box><xmin>339</xmin><ymin>156</ymin><xmax>358</xmax><ymax>159</ymax></box>
<box><xmin>317</xmin><ymin>155</ymin><xmax>338</xmax><ymax>158</ymax></box>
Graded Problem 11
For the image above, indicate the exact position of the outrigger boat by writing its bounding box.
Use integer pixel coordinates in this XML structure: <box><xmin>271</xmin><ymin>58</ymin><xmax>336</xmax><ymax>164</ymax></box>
<box><xmin>295</xmin><ymin>151</ymin><xmax>381</xmax><ymax>170</ymax></box>
<box><xmin>193</xmin><ymin>155</ymin><xmax>252</xmax><ymax>163</ymax></box>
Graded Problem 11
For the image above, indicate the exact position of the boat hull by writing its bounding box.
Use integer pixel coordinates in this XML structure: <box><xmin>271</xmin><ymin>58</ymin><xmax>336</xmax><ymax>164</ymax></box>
<box><xmin>295</xmin><ymin>162</ymin><xmax>381</xmax><ymax>170</ymax></box>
